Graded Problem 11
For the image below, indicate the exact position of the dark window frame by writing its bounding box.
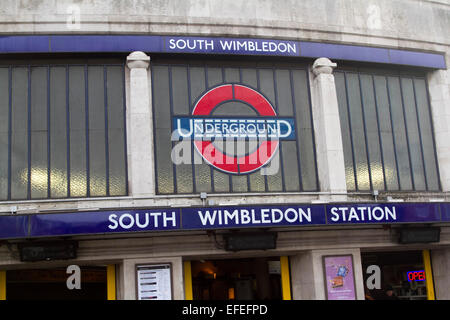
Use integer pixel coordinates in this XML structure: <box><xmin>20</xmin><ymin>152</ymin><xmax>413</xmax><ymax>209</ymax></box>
<box><xmin>335</xmin><ymin>67</ymin><xmax>441</xmax><ymax>192</ymax></box>
<box><xmin>0</xmin><ymin>59</ymin><xmax>128</xmax><ymax>200</ymax></box>
<box><xmin>151</xmin><ymin>60</ymin><xmax>319</xmax><ymax>195</ymax></box>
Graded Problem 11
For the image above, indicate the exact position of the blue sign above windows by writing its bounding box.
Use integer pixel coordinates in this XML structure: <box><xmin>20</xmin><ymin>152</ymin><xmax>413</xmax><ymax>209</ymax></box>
<box><xmin>0</xmin><ymin>35</ymin><xmax>445</xmax><ymax>69</ymax></box>
<box><xmin>0</xmin><ymin>202</ymin><xmax>449</xmax><ymax>240</ymax></box>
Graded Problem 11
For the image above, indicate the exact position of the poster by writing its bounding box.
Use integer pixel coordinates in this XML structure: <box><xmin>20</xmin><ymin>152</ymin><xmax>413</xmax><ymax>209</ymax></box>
<box><xmin>136</xmin><ymin>264</ymin><xmax>172</xmax><ymax>300</ymax></box>
<box><xmin>323</xmin><ymin>255</ymin><xmax>356</xmax><ymax>300</ymax></box>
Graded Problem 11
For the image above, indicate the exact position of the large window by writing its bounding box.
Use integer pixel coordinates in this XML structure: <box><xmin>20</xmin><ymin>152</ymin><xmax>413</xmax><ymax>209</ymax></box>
<box><xmin>152</xmin><ymin>60</ymin><xmax>318</xmax><ymax>194</ymax></box>
<box><xmin>0</xmin><ymin>60</ymin><xmax>127</xmax><ymax>200</ymax></box>
<box><xmin>335</xmin><ymin>68</ymin><xmax>440</xmax><ymax>192</ymax></box>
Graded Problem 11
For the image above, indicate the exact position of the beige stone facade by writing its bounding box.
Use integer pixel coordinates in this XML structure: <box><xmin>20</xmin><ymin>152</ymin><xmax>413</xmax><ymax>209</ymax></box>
<box><xmin>0</xmin><ymin>0</ymin><xmax>449</xmax><ymax>300</ymax></box>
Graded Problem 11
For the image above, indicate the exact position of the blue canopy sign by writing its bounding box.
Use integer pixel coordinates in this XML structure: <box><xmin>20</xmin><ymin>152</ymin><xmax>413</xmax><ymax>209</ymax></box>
<box><xmin>0</xmin><ymin>35</ymin><xmax>445</xmax><ymax>68</ymax></box>
<box><xmin>0</xmin><ymin>202</ymin><xmax>448</xmax><ymax>239</ymax></box>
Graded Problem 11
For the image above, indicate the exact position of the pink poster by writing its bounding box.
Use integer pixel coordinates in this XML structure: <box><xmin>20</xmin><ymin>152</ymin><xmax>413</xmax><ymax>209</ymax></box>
<box><xmin>323</xmin><ymin>255</ymin><xmax>356</xmax><ymax>300</ymax></box>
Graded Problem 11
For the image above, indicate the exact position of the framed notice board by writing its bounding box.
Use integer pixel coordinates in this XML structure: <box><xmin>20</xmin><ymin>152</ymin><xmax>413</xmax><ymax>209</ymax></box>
<box><xmin>323</xmin><ymin>255</ymin><xmax>356</xmax><ymax>300</ymax></box>
<box><xmin>136</xmin><ymin>263</ymin><xmax>173</xmax><ymax>300</ymax></box>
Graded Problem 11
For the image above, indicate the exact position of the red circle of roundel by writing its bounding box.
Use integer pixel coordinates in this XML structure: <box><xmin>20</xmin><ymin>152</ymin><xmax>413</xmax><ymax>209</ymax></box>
<box><xmin>192</xmin><ymin>84</ymin><xmax>279</xmax><ymax>174</ymax></box>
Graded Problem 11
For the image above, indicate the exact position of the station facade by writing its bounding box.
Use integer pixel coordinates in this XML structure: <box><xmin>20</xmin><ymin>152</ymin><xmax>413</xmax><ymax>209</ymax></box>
<box><xmin>0</xmin><ymin>0</ymin><xmax>449</xmax><ymax>300</ymax></box>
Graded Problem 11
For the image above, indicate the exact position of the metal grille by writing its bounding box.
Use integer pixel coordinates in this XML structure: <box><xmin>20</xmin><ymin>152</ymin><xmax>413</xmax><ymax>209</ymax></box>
<box><xmin>152</xmin><ymin>61</ymin><xmax>319</xmax><ymax>194</ymax></box>
<box><xmin>0</xmin><ymin>63</ymin><xmax>128</xmax><ymax>200</ymax></box>
<box><xmin>335</xmin><ymin>70</ymin><xmax>440</xmax><ymax>191</ymax></box>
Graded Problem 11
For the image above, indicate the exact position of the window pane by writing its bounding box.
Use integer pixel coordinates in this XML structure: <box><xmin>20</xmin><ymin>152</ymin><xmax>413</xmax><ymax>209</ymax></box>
<box><xmin>88</xmin><ymin>66</ymin><xmax>107</xmax><ymax>196</ymax></box>
<box><xmin>190</xmin><ymin>66</ymin><xmax>212</xmax><ymax>193</ymax></box>
<box><xmin>292</xmin><ymin>69</ymin><xmax>317</xmax><ymax>191</ymax></box>
<box><xmin>387</xmin><ymin>76</ymin><xmax>413</xmax><ymax>190</ymax></box>
<box><xmin>360</xmin><ymin>74</ymin><xmax>384</xmax><ymax>190</ymax></box>
<box><xmin>11</xmin><ymin>67</ymin><xmax>29</xmax><ymax>200</ymax></box>
<box><xmin>282</xmin><ymin>141</ymin><xmax>300</xmax><ymax>191</ymax></box>
<box><xmin>275</xmin><ymin>69</ymin><xmax>294</xmax><ymax>117</ymax></box>
<box><xmin>224</xmin><ymin>68</ymin><xmax>240</xmax><ymax>83</ymax></box>
<box><xmin>413</xmin><ymin>78</ymin><xmax>440</xmax><ymax>191</ymax></box>
<box><xmin>242</xmin><ymin>68</ymin><xmax>266</xmax><ymax>192</ymax></box>
<box><xmin>346</xmin><ymin>73</ymin><xmax>371</xmax><ymax>191</ymax></box>
<box><xmin>207</xmin><ymin>67</ymin><xmax>230</xmax><ymax>193</ymax></box>
<box><xmin>172</xmin><ymin>66</ymin><xmax>193</xmax><ymax>193</ymax></box>
<box><xmin>69</xmin><ymin>66</ymin><xmax>87</xmax><ymax>197</ymax></box>
<box><xmin>49</xmin><ymin>66</ymin><xmax>67</xmax><ymax>198</ymax></box>
<box><xmin>335</xmin><ymin>72</ymin><xmax>356</xmax><ymax>190</ymax></box>
<box><xmin>400</xmin><ymin>78</ymin><xmax>426</xmax><ymax>190</ymax></box>
<box><xmin>0</xmin><ymin>68</ymin><xmax>9</xmax><ymax>200</ymax></box>
<box><xmin>30</xmin><ymin>67</ymin><xmax>48</xmax><ymax>199</ymax></box>
<box><xmin>373</xmin><ymin>75</ymin><xmax>399</xmax><ymax>190</ymax></box>
<box><xmin>259</xmin><ymin>68</ymin><xmax>282</xmax><ymax>192</ymax></box>
<box><xmin>153</xmin><ymin>65</ymin><xmax>174</xmax><ymax>194</ymax></box>
<box><xmin>107</xmin><ymin>66</ymin><xmax>127</xmax><ymax>196</ymax></box>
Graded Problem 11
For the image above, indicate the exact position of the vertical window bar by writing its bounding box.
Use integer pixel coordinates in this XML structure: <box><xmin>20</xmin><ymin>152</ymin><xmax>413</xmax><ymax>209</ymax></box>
<box><xmin>186</xmin><ymin>64</ymin><xmax>196</xmax><ymax>194</ymax></box>
<box><xmin>47</xmin><ymin>66</ymin><xmax>51</xmax><ymax>198</ymax></box>
<box><xmin>357</xmin><ymin>72</ymin><xmax>373</xmax><ymax>191</ymax></box>
<box><xmin>168</xmin><ymin>65</ymin><xmax>177</xmax><ymax>193</ymax></box>
<box><xmin>343</xmin><ymin>72</ymin><xmax>359</xmax><ymax>191</ymax></box>
<box><xmin>385</xmin><ymin>76</ymin><xmax>402</xmax><ymax>189</ymax></box>
<box><xmin>27</xmin><ymin>66</ymin><xmax>32</xmax><ymax>199</ymax></box>
<box><xmin>272</xmin><ymin>67</ymin><xmax>286</xmax><ymax>191</ymax></box>
<box><xmin>371</xmin><ymin>75</ymin><xmax>388</xmax><ymax>191</ymax></box>
<box><xmin>150</xmin><ymin>63</ymin><xmax>159</xmax><ymax>194</ymax></box>
<box><xmin>7</xmin><ymin>67</ymin><xmax>12</xmax><ymax>200</ymax></box>
<box><xmin>122</xmin><ymin>64</ymin><xmax>129</xmax><ymax>196</ymax></box>
<box><xmin>84</xmin><ymin>65</ymin><xmax>90</xmax><ymax>197</ymax></box>
<box><xmin>398</xmin><ymin>76</ymin><xmax>416</xmax><ymax>189</ymax></box>
<box><xmin>305</xmin><ymin>68</ymin><xmax>319</xmax><ymax>191</ymax></box>
<box><xmin>424</xmin><ymin>77</ymin><xmax>442</xmax><ymax>191</ymax></box>
<box><xmin>411</xmin><ymin>77</ymin><xmax>429</xmax><ymax>190</ymax></box>
<box><xmin>205</xmin><ymin>64</ymin><xmax>216</xmax><ymax>192</ymax></box>
<box><xmin>103</xmin><ymin>65</ymin><xmax>110</xmax><ymax>196</ymax></box>
<box><xmin>66</xmin><ymin>65</ymin><xmax>71</xmax><ymax>197</ymax></box>
<box><xmin>222</xmin><ymin>66</ymin><xmax>233</xmax><ymax>192</ymax></box>
<box><xmin>289</xmin><ymin>69</ymin><xmax>304</xmax><ymax>191</ymax></box>
<box><xmin>238</xmin><ymin>66</ymin><xmax>251</xmax><ymax>191</ymax></box>
<box><xmin>256</xmin><ymin>67</ymin><xmax>268</xmax><ymax>192</ymax></box>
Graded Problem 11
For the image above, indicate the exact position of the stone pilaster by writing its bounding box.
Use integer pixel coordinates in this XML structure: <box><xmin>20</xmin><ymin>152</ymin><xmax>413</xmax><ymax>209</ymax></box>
<box><xmin>427</xmin><ymin>67</ymin><xmax>450</xmax><ymax>191</ymax></box>
<box><xmin>126</xmin><ymin>51</ymin><xmax>155</xmax><ymax>197</ymax></box>
<box><xmin>310</xmin><ymin>58</ymin><xmax>347</xmax><ymax>201</ymax></box>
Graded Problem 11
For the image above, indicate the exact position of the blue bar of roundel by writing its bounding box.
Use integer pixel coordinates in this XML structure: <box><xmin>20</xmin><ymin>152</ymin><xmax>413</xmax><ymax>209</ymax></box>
<box><xmin>172</xmin><ymin>117</ymin><xmax>296</xmax><ymax>140</ymax></box>
<box><xmin>0</xmin><ymin>215</ymin><xmax>29</xmax><ymax>239</ymax></box>
<box><xmin>29</xmin><ymin>209</ymin><xmax>181</xmax><ymax>237</ymax></box>
<box><xmin>326</xmin><ymin>203</ymin><xmax>440</xmax><ymax>224</ymax></box>
<box><xmin>181</xmin><ymin>205</ymin><xmax>326</xmax><ymax>230</ymax></box>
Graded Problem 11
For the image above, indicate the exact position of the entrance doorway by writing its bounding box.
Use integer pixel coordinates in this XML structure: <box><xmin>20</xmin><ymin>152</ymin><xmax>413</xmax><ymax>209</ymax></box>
<box><xmin>6</xmin><ymin>266</ymin><xmax>108</xmax><ymax>300</ymax></box>
<box><xmin>190</xmin><ymin>257</ymin><xmax>286</xmax><ymax>300</ymax></box>
<box><xmin>362</xmin><ymin>250</ymin><xmax>432</xmax><ymax>300</ymax></box>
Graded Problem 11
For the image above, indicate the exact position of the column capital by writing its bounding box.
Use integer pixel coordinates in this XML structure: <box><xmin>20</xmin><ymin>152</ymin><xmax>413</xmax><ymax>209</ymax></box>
<box><xmin>312</xmin><ymin>57</ymin><xmax>337</xmax><ymax>76</ymax></box>
<box><xmin>126</xmin><ymin>51</ymin><xmax>150</xmax><ymax>69</ymax></box>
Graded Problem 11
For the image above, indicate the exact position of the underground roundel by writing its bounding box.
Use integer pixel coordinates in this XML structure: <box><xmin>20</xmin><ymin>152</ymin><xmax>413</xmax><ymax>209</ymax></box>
<box><xmin>174</xmin><ymin>84</ymin><xmax>295</xmax><ymax>174</ymax></box>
